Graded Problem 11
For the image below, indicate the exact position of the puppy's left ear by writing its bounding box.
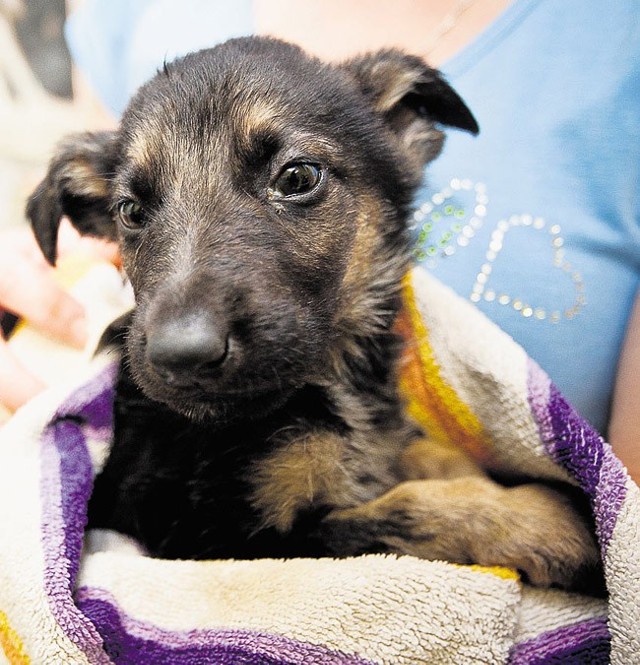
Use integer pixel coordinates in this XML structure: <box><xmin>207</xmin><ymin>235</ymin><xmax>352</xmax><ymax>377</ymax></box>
<box><xmin>342</xmin><ymin>50</ymin><xmax>478</xmax><ymax>171</ymax></box>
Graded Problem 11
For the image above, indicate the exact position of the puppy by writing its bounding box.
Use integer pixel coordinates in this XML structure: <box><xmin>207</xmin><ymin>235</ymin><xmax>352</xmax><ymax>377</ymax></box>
<box><xmin>27</xmin><ymin>37</ymin><xmax>601</xmax><ymax>591</ymax></box>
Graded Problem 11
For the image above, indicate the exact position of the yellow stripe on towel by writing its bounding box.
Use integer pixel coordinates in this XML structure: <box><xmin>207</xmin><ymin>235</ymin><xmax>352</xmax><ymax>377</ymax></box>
<box><xmin>466</xmin><ymin>565</ymin><xmax>521</xmax><ymax>582</ymax></box>
<box><xmin>0</xmin><ymin>610</ymin><xmax>29</xmax><ymax>665</ymax></box>
<box><xmin>397</xmin><ymin>273</ymin><xmax>496</xmax><ymax>468</ymax></box>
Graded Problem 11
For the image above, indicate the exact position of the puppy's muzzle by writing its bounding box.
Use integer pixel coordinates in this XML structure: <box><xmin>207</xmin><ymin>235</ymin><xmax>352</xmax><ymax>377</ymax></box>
<box><xmin>146</xmin><ymin>312</ymin><xmax>230</xmax><ymax>387</ymax></box>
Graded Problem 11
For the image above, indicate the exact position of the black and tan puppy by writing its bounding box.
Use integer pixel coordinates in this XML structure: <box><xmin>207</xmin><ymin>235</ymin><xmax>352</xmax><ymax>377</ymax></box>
<box><xmin>27</xmin><ymin>37</ymin><xmax>600</xmax><ymax>590</ymax></box>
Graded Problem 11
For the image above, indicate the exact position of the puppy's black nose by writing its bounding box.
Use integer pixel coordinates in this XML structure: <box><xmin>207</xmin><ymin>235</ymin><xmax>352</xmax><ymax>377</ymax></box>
<box><xmin>146</xmin><ymin>316</ymin><xmax>229</xmax><ymax>383</ymax></box>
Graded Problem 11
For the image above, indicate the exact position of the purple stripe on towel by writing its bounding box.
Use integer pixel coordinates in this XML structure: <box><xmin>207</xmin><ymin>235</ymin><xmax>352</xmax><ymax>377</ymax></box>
<box><xmin>39</xmin><ymin>367</ymin><xmax>119</xmax><ymax>663</ymax></box>
<box><xmin>43</xmin><ymin>365</ymin><xmax>117</xmax><ymax>584</ymax></box>
<box><xmin>526</xmin><ymin>361</ymin><xmax>554</xmax><ymax>444</ymax></box>
<box><xmin>508</xmin><ymin>616</ymin><xmax>610</xmax><ymax>664</ymax></box>
<box><xmin>76</xmin><ymin>590</ymin><xmax>376</xmax><ymax>665</ymax></box>
<box><xmin>527</xmin><ymin>359</ymin><xmax>627</xmax><ymax>554</ymax></box>
<box><xmin>40</xmin><ymin>421</ymin><xmax>111</xmax><ymax>663</ymax></box>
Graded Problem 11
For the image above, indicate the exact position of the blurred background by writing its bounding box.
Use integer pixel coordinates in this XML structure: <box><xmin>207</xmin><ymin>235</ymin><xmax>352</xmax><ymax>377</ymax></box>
<box><xmin>0</xmin><ymin>0</ymin><xmax>110</xmax><ymax>230</ymax></box>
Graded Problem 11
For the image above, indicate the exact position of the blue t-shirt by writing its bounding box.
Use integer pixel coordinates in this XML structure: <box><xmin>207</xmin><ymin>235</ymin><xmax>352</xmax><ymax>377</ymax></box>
<box><xmin>66</xmin><ymin>0</ymin><xmax>640</xmax><ymax>434</ymax></box>
<box><xmin>416</xmin><ymin>0</ymin><xmax>640</xmax><ymax>434</ymax></box>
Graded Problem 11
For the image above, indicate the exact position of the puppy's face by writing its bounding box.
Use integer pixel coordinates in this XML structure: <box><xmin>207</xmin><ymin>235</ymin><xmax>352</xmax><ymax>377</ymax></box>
<box><xmin>28</xmin><ymin>38</ymin><xmax>477</xmax><ymax>421</ymax></box>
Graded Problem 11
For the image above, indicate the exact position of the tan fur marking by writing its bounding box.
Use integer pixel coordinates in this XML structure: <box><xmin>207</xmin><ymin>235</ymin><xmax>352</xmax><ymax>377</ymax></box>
<box><xmin>61</xmin><ymin>160</ymin><xmax>110</xmax><ymax>199</ymax></box>
<box><xmin>326</xmin><ymin>478</ymin><xmax>600</xmax><ymax>588</ymax></box>
<box><xmin>239</xmin><ymin>99</ymin><xmax>280</xmax><ymax>131</ymax></box>
<box><xmin>249</xmin><ymin>431</ymin><xmax>357</xmax><ymax>533</ymax></box>
<box><xmin>126</xmin><ymin>132</ymin><xmax>154</xmax><ymax>170</ymax></box>
<box><xmin>336</xmin><ymin>194</ymin><xmax>408</xmax><ymax>344</ymax></box>
<box><xmin>370</xmin><ymin>61</ymin><xmax>422</xmax><ymax>113</ymax></box>
<box><xmin>234</xmin><ymin>98</ymin><xmax>283</xmax><ymax>150</ymax></box>
<box><xmin>400</xmin><ymin>437</ymin><xmax>484</xmax><ymax>480</ymax></box>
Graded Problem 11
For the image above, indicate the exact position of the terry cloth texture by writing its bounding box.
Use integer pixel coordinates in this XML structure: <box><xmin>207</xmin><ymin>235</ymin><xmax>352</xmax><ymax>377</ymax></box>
<box><xmin>0</xmin><ymin>267</ymin><xmax>638</xmax><ymax>664</ymax></box>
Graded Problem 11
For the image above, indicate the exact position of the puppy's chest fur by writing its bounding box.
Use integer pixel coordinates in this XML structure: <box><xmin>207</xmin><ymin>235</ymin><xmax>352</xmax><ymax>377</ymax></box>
<box><xmin>88</xmin><ymin>348</ymin><xmax>412</xmax><ymax>559</ymax></box>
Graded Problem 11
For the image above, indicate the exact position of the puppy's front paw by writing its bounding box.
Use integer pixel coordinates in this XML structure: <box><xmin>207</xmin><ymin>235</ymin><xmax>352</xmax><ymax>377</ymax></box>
<box><xmin>320</xmin><ymin>479</ymin><xmax>603</xmax><ymax>592</ymax></box>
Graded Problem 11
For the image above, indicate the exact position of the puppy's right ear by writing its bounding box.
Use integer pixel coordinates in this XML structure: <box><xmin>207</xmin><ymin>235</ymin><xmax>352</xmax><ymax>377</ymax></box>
<box><xmin>26</xmin><ymin>131</ymin><xmax>118</xmax><ymax>265</ymax></box>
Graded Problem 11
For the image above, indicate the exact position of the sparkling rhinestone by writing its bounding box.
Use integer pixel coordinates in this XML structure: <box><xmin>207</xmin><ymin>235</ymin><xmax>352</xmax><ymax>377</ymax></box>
<box><xmin>522</xmin><ymin>215</ymin><xmax>533</xmax><ymax>226</ymax></box>
<box><xmin>480</xmin><ymin>263</ymin><xmax>492</xmax><ymax>275</ymax></box>
<box><xmin>432</xmin><ymin>193</ymin><xmax>445</xmax><ymax>205</ymax></box>
<box><xmin>513</xmin><ymin>299</ymin><xmax>523</xmax><ymax>311</ymax></box>
<box><xmin>470</xmin><ymin>293</ymin><xmax>481</xmax><ymax>302</ymax></box>
<box><xmin>450</xmin><ymin>178</ymin><xmax>461</xmax><ymax>190</ymax></box>
<box><xmin>552</xmin><ymin>237</ymin><xmax>564</xmax><ymax>248</ymax></box>
<box><xmin>498</xmin><ymin>295</ymin><xmax>511</xmax><ymax>305</ymax></box>
<box><xmin>484</xmin><ymin>290</ymin><xmax>496</xmax><ymax>302</ymax></box>
<box><xmin>443</xmin><ymin>246</ymin><xmax>455</xmax><ymax>256</ymax></box>
<box><xmin>534</xmin><ymin>308</ymin><xmax>546</xmax><ymax>320</ymax></box>
<box><xmin>533</xmin><ymin>217</ymin><xmax>545</xmax><ymax>229</ymax></box>
<box><xmin>474</xmin><ymin>182</ymin><xmax>486</xmax><ymax>193</ymax></box>
<box><xmin>470</xmin><ymin>217</ymin><xmax>483</xmax><ymax>229</ymax></box>
<box><xmin>550</xmin><ymin>224</ymin><xmax>561</xmax><ymax>235</ymax></box>
<box><xmin>477</xmin><ymin>273</ymin><xmax>488</xmax><ymax>285</ymax></box>
<box><xmin>522</xmin><ymin>307</ymin><xmax>533</xmax><ymax>318</ymax></box>
<box><xmin>457</xmin><ymin>236</ymin><xmax>469</xmax><ymax>247</ymax></box>
<box><xmin>475</xmin><ymin>204</ymin><xmax>487</xmax><ymax>217</ymax></box>
<box><xmin>461</xmin><ymin>179</ymin><xmax>473</xmax><ymax>190</ymax></box>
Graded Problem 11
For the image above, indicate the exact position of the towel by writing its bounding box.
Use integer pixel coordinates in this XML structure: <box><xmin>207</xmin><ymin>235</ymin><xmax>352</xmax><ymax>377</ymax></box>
<box><xmin>0</xmin><ymin>265</ymin><xmax>638</xmax><ymax>664</ymax></box>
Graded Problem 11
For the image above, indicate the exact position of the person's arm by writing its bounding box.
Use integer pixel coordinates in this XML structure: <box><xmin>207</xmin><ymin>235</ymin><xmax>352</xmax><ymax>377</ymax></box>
<box><xmin>609</xmin><ymin>289</ymin><xmax>640</xmax><ymax>485</ymax></box>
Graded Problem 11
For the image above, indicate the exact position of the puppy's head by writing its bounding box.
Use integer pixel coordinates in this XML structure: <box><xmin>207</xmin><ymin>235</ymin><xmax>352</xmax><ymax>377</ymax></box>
<box><xmin>27</xmin><ymin>37</ymin><xmax>477</xmax><ymax>421</ymax></box>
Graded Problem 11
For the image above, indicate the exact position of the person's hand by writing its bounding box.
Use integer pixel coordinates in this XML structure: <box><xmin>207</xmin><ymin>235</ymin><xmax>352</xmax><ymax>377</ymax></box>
<box><xmin>0</xmin><ymin>219</ymin><xmax>120</xmax><ymax>421</ymax></box>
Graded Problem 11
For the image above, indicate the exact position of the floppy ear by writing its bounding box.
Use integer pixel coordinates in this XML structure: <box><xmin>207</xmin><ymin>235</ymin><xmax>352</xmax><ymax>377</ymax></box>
<box><xmin>341</xmin><ymin>50</ymin><xmax>478</xmax><ymax>171</ymax></box>
<box><xmin>26</xmin><ymin>131</ymin><xmax>119</xmax><ymax>265</ymax></box>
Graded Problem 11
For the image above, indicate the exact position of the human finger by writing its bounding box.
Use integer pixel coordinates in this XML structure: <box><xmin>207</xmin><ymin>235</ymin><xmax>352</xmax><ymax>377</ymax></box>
<box><xmin>0</xmin><ymin>251</ymin><xmax>87</xmax><ymax>348</ymax></box>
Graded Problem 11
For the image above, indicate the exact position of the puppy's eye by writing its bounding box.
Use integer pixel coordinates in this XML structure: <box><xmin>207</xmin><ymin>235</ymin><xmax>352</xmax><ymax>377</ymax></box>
<box><xmin>272</xmin><ymin>163</ymin><xmax>322</xmax><ymax>198</ymax></box>
<box><xmin>117</xmin><ymin>200</ymin><xmax>146</xmax><ymax>229</ymax></box>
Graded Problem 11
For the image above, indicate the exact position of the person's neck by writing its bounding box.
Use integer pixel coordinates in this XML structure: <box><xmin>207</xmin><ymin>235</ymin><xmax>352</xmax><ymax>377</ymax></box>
<box><xmin>255</xmin><ymin>0</ymin><xmax>514</xmax><ymax>67</ymax></box>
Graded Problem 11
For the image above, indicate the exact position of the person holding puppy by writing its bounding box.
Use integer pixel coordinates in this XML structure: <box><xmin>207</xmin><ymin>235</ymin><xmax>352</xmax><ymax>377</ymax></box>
<box><xmin>1</xmin><ymin>0</ymin><xmax>638</xmax><ymax>487</ymax></box>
